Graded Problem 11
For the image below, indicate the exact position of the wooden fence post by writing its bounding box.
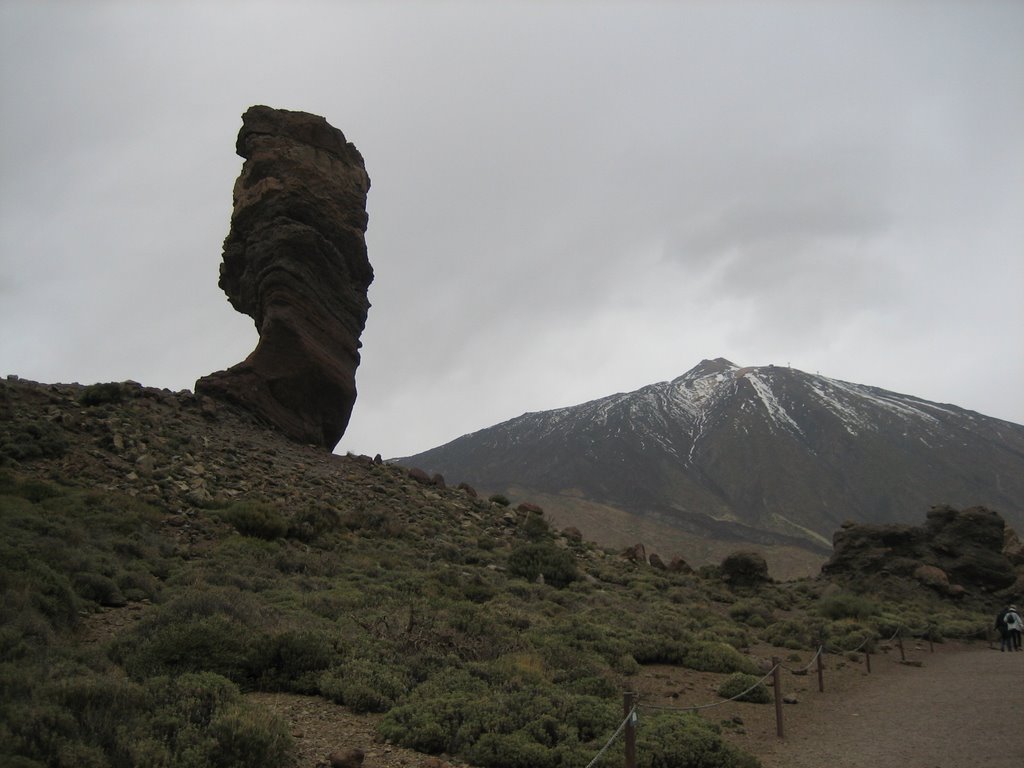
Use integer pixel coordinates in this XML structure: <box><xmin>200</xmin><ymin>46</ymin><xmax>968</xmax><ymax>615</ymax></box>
<box><xmin>772</xmin><ymin>657</ymin><xmax>784</xmax><ymax>739</ymax></box>
<box><xmin>816</xmin><ymin>648</ymin><xmax>825</xmax><ymax>692</ymax></box>
<box><xmin>897</xmin><ymin>630</ymin><xmax>906</xmax><ymax>662</ymax></box>
<box><xmin>865</xmin><ymin>650</ymin><xmax>871</xmax><ymax>674</ymax></box>
<box><xmin>624</xmin><ymin>692</ymin><xmax>637</xmax><ymax>768</ymax></box>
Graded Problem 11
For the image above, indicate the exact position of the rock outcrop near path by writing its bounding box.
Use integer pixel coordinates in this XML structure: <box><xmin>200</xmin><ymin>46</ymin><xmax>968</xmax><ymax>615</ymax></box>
<box><xmin>196</xmin><ymin>106</ymin><xmax>372</xmax><ymax>450</ymax></box>
<box><xmin>822</xmin><ymin>505</ymin><xmax>1022</xmax><ymax>595</ymax></box>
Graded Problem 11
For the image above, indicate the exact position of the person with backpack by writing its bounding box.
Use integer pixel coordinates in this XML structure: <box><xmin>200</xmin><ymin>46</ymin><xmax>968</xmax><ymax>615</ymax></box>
<box><xmin>1005</xmin><ymin>605</ymin><xmax>1023</xmax><ymax>651</ymax></box>
<box><xmin>996</xmin><ymin>606</ymin><xmax>1013</xmax><ymax>651</ymax></box>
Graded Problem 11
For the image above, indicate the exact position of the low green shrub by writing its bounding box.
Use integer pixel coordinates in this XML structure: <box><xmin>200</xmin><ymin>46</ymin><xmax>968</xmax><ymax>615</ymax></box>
<box><xmin>111</xmin><ymin>588</ymin><xmax>267</xmax><ymax>685</ymax></box>
<box><xmin>222</xmin><ymin>501</ymin><xmax>288</xmax><ymax>540</ymax></box>
<box><xmin>0</xmin><ymin>422</ymin><xmax>69</xmax><ymax>462</ymax></box>
<box><xmin>817</xmin><ymin>592</ymin><xmax>879</xmax><ymax>621</ymax></box>
<box><xmin>0</xmin><ymin>667</ymin><xmax>294</xmax><ymax>768</ymax></box>
<box><xmin>826</xmin><ymin>620</ymin><xmax>876</xmax><ymax>654</ymax></box>
<box><xmin>466</xmin><ymin>730</ymin><xmax>586</xmax><ymax>768</ymax></box>
<box><xmin>637</xmin><ymin>712</ymin><xmax>761</xmax><ymax>768</ymax></box>
<box><xmin>205</xmin><ymin>703</ymin><xmax>294</xmax><ymax>767</ymax></box>
<box><xmin>339</xmin><ymin>505</ymin><xmax>404</xmax><ymax>536</ymax></box>
<box><xmin>728</xmin><ymin>598</ymin><xmax>774</xmax><ymax>628</ymax></box>
<box><xmin>762</xmin><ymin>618</ymin><xmax>823</xmax><ymax>650</ymax></box>
<box><xmin>378</xmin><ymin>668</ymin><xmax>487</xmax><ymax>753</ymax></box>
<box><xmin>507</xmin><ymin>543</ymin><xmax>578</xmax><ymax>588</ymax></box>
<box><xmin>633</xmin><ymin>637</ymin><xmax>688</xmax><ymax>665</ymax></box>
<box><xmin>934</xmin><ymin>616</ymin><xmax>988</xmax><ymax>640</ymax></box>
<box><xmin>14</xmin><ymin>478</ymin><xmax>64</xmax><ymax>503</ymax></box>
<box><xmin>0</xmin><ymin>612</ymin><xmax>56</xmax><ymax>661</ymax></box>
<box><xmin>72</xmin><ymin>572</ymin><xmax>126</xmax><ymax>607</ymax></box>
<box><xmin>115</xmin><ymin>613</ymin><xmax>258</xmax><ymax>684</ymax></box>
<box><xmin>379</xmin><ymin>666</ymin><xmax>618</xmax><ymax>763</ymax></box>
<box><xmin>252</xmin><ymin>629</ymin><xmax>337</xmax><ymax>694</ymax></box>
<box><xmin>613</xmin><ymin>653</ymin><xmax>640</xmax><ymax>676</ymax></box>
<box><xmin>683</xmin><ymin>642</ymin><xmax>759</xmax><ymax>674</ymax></box>
<box><xmin>522</xmin><ymin>512</ymin><xmax>550</xmax><ymax>541</ymax></box>
<box><xmin>79</xmin><ymin>382</ymin><xmax>130</xmax><ymax>406</ymax></box>
<box><xmin>115</xmin><ymin>569</ymin><xmax>161</xmax><ymax>602</ymax></box>
<box><xmin>319</xmin><ymin>658</ymin><xmax>408</xmax><ymax>713</ymax></box>
<box><xmin>717</xmin><ymin>672</ymin><xmax>771</xmax><ymax>704</ymax></box>
<box><xmin>287</xmin><ymin>505</ymin><xmax>341</xmax><ymax>542</ymax></box>
<box><xmin>696</xmin><ymin>625</ymin><xmax>752</xmax><ymax>651</ymax></box>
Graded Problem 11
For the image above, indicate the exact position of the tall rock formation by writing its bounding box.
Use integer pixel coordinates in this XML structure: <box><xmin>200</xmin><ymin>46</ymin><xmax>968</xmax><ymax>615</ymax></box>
<box><xmin>196</xmin><ymin>106</ymin><xmax>372</xmax><ymax>450</ymax></box>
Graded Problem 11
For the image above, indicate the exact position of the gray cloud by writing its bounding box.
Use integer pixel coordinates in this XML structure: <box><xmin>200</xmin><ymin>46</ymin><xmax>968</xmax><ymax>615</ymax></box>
<box><xmin>2</xmin><ymin>1</ymin><xmax>1022</xmax><ymax>458</ymax></box>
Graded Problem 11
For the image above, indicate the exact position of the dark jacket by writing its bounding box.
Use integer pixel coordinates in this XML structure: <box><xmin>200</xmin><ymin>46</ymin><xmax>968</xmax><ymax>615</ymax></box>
<box><xmin>996</xmin><ymin>610</ymin><xmax>1009</xmax><ymax>636</ymax></box>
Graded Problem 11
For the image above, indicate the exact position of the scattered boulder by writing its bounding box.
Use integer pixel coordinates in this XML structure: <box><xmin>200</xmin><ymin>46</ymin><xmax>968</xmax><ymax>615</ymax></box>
<box><xmin>196</xmin><ymin>105</ymin><xmax>373</xmax><ymax>451</ymax></box>
<box><xmin>668</xmin><ymin>556</ymin><xmax>694</xmax><ymax>574</ymax></box>
<box><xmin>562</xmin><ymin>526</ymin><xmax>583</xmax><ymax>541</ymax></box>
<box><xmin>649</xmin><ymin>553</ymin><xmax>667</xmax><ymax>570</ymax></box>
<box><xmin>1002</xmin><ymin>525</ymin><xmax>1024</xmax><ymax>567</ymax></box>
<box><xmin>913</xmin><ymin>564</ymin><xmax>950</xmax><ymax>590</ymax></box>
<box><xmin>621</xmin><ymin>543</ymin><xmax>647</xmax><ymax>563</ymax></box>
<box><xmin>407</xmin><ymin>467</ymin><xmax>433</xmax><ymax>486</ymax></box>
<box><xmin>518</xmin><ymin>502</ymin><xmax>544</xmax><ymax>515</ymax></box>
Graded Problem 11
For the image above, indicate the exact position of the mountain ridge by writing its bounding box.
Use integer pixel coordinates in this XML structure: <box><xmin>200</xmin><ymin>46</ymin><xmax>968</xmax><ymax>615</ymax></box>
<box><xmin>399</xmin><ymin>359</ymin><xmax>1024</xmax><ymax>570</ymax></box>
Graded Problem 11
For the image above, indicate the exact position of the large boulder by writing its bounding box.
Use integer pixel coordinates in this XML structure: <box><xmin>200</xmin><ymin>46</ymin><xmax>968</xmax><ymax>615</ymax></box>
<box><xmin>823</xmin><ymin>505</ymin><xmax>1018</xmax><ymax>593</ymax></box>
<box><xmin>196</xmin><ymin>106</ymin><xmax>372</xmax><ymax>450</ymax></box>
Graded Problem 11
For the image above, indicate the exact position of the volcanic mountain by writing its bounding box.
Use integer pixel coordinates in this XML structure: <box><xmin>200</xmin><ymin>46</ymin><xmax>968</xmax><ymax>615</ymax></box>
<box><xmin>400</xmin><ymin>359</ymin><xmax>1024</xmax><ymax>576</ymax></box>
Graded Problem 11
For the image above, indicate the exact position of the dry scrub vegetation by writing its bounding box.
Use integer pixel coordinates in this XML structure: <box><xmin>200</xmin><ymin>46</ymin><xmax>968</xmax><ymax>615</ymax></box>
<box><xmin>0</xmin><ymin>379</ymin><xmax>999</xmax><ymax>768</ymax></box>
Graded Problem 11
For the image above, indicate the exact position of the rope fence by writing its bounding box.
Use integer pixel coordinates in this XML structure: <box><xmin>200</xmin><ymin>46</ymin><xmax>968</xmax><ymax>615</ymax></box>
<box><xmin>639</xmin><ymin>664</ymin><xmax>780</xmax><ymax>713</ymax></box>
<box><xmin>583</xmin><ymin>703</ymin><xmax>636</xmax><ymax>768</ymax></box>
<box><xmin>581</xmin><ymin>622</ymin><xmax>988</xmax><ymax>768</ymax></box>
<box><xmin>780</xmin><ymin>644</ymin><xmax>823</xmax><ymax>673</ymax></box>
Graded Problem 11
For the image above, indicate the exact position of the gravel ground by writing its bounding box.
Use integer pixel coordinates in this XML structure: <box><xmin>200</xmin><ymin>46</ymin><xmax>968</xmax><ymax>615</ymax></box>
<box><xmin>753</xmin><ymin>641</ymin><xmax>1024</xmax><ymax>768</ymax></box>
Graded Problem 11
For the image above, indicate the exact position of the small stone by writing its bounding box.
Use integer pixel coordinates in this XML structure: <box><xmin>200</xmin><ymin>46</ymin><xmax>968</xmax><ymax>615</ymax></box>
<box><xmin>328</xmin><ymin>748</ymin><xmax>364</xmax><ymax>768</ymax></box>
<box><xmin>135</xmin><ymin>454</ymin><xmax>156</xmax><ymax>477</ymax></box>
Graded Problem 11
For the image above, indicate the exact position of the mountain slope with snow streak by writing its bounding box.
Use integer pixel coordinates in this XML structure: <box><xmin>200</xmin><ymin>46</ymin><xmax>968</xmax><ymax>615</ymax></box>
<box><xmin>399</xmin><ymin>359</ymin><xmax>1024</xmax><ymax>561</ymax></box>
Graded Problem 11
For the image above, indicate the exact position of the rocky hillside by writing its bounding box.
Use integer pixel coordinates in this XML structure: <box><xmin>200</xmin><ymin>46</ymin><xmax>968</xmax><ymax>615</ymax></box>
<box><xmin>400</xmin><ymin>358</ymin><xmax>1024</xmax><ymax>570</ymax></box>
<box><xmin>3</xmin><ymin>373</ymin><xmax>1020</xmax><ymax>768</ymax></box>
<box><xmin>0</xmin><ymin>376</ymin><xmax>442</xmax><ymax>540</ymax></box>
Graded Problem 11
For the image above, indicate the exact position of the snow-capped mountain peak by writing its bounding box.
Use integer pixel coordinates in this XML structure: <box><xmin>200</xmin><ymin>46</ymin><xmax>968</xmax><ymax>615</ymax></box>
<box><xmin>400</xmin><ymin>359</ymin><xmax>1024</xmax><ymax>553</ymax></box>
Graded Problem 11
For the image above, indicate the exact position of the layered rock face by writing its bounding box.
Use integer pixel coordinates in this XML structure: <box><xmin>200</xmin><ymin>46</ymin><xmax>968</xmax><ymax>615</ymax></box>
<box><xmin>196</xmin><ymin>106</ymin><xmax>372</xmax><ymax>450</ymax></box>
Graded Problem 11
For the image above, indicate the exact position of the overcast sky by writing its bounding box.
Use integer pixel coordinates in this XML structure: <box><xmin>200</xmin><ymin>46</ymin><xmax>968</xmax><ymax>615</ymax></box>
<box><xmin>2</xmin><ymin>1</ymin><xmax>1022</xmax><ymax>458</ymax></box>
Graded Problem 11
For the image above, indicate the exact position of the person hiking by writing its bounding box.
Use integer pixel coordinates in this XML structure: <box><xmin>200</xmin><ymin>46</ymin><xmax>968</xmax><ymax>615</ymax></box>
<box><xmin>1005</xmin><ymin>605</ymin><xmax>1023</xmax><ymax>651</ymax></box>
<box><xmin>996</xmin><ymin>606</ymin><xmax>1013</xmax><ymax>651</ymax></box>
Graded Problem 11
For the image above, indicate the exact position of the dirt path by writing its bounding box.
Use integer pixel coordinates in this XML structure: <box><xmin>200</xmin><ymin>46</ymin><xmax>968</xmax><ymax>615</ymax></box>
<box><xmin>754</xmin><ymin>643</ymin><xmax>1024</xmax><ymax>768</ymax></box>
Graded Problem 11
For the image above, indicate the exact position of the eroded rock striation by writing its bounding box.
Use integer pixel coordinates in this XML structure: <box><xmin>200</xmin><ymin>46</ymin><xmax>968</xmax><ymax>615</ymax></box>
<box><xmin>196</xmin><ymin>105</ymin><xmax>372</xmax><ymax>450</ymax></box>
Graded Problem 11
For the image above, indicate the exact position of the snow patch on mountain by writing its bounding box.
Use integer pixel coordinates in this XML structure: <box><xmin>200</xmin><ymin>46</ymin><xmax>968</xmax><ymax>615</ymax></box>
<box><xmin>820</xmin><ymin>378</ymin><xmax>945</xmax><ymax>428</ymax></box>
<box><xmin>743</xmin><ymin>372</ymin><xmax>804</xmax><ymax>435</ymax></box>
